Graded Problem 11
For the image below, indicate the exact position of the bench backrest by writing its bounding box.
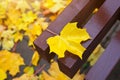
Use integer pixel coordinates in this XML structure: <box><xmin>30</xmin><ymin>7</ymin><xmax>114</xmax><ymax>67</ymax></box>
<box><xmin>86</xmin><ymin>26</ymin><xmax>120</xmax><ymax>80</ymax></box>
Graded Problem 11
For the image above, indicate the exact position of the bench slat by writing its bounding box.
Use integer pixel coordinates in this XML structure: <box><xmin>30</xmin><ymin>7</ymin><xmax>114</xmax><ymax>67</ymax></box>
<box><xmin>34</xmin><ymin>0</ymin><xmax>120</xmax><ymax>78</ymax></box>
<box><xmin>86</xmin><ymin>30</ymin><xmax>120</xmax><ymax>80</ymax></box>
<box><xmin>58</xmin><ymin>0</ymin><xmax>120</xmax><ymax>78</ymax></box>
<box><xmin>34</xmin><ymin>0</ymin><xmax>104</xmax><ymax>61</ymax></box>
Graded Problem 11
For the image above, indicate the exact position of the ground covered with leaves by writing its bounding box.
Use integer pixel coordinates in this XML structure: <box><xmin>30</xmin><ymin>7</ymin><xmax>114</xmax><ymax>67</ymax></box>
<box><xmin>0</xmin><ymin>0</ymin><xmax>88</xmax><ymax>80</ymax></box>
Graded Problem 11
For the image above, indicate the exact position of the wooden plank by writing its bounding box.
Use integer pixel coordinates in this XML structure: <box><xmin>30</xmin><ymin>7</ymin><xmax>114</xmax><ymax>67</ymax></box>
<box><xmin>82</xmin><ymin>0</ymin><xmax>120</xmax><ymax>61</ymax></box>
<box><xmin>58</xmin><ymin>0</ymin><xmax>120</xmax><ymax>78</ymax></box>
<box><xmin>106</xmin><ymin>59</ymin><xmax>120</xmax><ymax>80</ymax></box>
<box><xmin>85</xmin><ymin>30</ymin><xmax>120</xmax><ymax>80</ymax></box>
<box><xmin>71</xmin><ymin>0</ymin><xmax>105</xmax><ymax>26</ymax></box>
<box><xmin>34</xmin><ymin>0</ymin><xmax>104</xmax><ymax>61</ymax></box>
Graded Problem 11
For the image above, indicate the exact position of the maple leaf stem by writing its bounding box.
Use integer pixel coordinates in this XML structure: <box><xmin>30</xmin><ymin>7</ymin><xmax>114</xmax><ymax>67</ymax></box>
<box><xmin>46</xmin><ymin>29</ymin><xmax>58</xmax><ymax>35</ymax></box>
<box><xmin>11</xmin><ymin>41</ymin><xmax>18</xmax><ymax>52</ymax></box>
<box><xmin>30</xmin><ymin>47</ymin><xmax>36</xmax><ymax>51</ymax></box>
<box><xmin>34</xmin><ymin>64</ymin><xmax>46</xmax><ymax>75</ymax></box>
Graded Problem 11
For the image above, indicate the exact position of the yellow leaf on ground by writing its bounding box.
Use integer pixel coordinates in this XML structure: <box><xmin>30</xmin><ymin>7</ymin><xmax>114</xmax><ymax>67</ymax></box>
<box><xmin>88</xmin><ymin>45</ymin><xmax>105</xmax><ymax>65</ymax></box>
<box><xmin>0</xmin><ymin>30</ymin><xmax>14</xmax><ymax>50</ymax></box>
<box><xmin>48</xmin><ymin>62</ymin><xmax>69</xmax><ymax>80</ymax></box>
<box><xmin>16</xmin><ymin>0</ymin><xmax>31</xmax><ymax>12</ymax></box>
<box><xmin>49</xmin><ymin>2</ymin><xmax>65</xmax><ymax>13</ymax></box>
<box><xmin>0</xmin><ymin>50</ymin><xmax>24</xmax><ymax>76</ymax></box>
<box><xmin>47</xmin><ymin>22</ymin><xmax>90</xmax><ymax>59</ymax></box>
<box><xmin>13</xmin><ymin>32</ymin><xmax>23</xmax><ymax>42</ymax></box>
<box><xmin>31</xmin><ymin>51</ymin><xmax>40</xmax><ymax>66</ymax></box>
<box><xmin>7</xmin><ymin>6</ymin><xmax>22</xmax><ymax>25</ymax></box>
<box><xmin>22</xmin><ymin>11</ymin><xmax>37</xmax><ymax>24</ymax></box>
<box><xmin>27</xmin><ymin>34</ymin><xmax>37</xmax><ymax>46</ymax></box>
<box><xmin>0</xmin><ymin>69</ymin><xmax>7</xmax><ymax>80</ymax></box>
<box><xmin>31</xmin><ymin>0</ymin><xmax>41</xmax><ymax>11</ymax></box>
<box><xmin>2</xmin><ymin>39</ymin><xmax>14</xmax><ymax>50</ymax></box>
<box><xmin>42</xmin><ymin>0</ymin><xmax>55</xmax><ymax>9</ymax></box>
<box><xmin>0</xmin><ymin>25</ymin><xmax>6</xmax><ymax>31</ymax></box>
<box><xmin>23</xmin><ymin>66</ymin><xmax>34</xmax><ymax>75</ymax></box>
<box><xmin>40</xmin><ymin>61</ymin><xmax>85</xmax><ymax>80</ymax></box>
<box><xmin>40</xmin><ymin>71</ymin><xmax>56</xmax><ymax>80</ymax></box>
<box><xmin>41</xmin><ymin>0</ymin><xmax>72</xmax><ymax>13</ymax></box>
<box><xmin>40</xmin><ymin>61</ymin><xmax>69</xmax><ymax>80</ymax></box>
<box><xmin>0</xmin><ymin>2</ymin><xmax>7</xmax><ymax>19</ymax></box>
<box><xmin>13</xmin><ymin>73</ymin><xmax>38</xmax><ymax>80</ymax></box>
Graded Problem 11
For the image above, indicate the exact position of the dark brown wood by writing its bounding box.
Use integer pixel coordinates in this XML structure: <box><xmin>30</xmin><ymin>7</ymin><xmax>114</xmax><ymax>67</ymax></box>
<box><xmin>58</xmin><ymin>0</ymin><xmax>120</xmax><ymax>78</ymax></box>
<box><xmin>71</xmin><ymin>0</ymin><xmax>105</xmax><ymax>26</ymax></box>
<box><xmin>82</xmin><ymin>0</ymin><xmax>120</xmax><ymax>62</ymax></box>
<box><xmin>58</xmin><ymin>51</ymin><xmax>84</xmax><ymax>78</ymax></box>
<box><xmin>106</xmin><ymin>59</ymin><xmax>120</xmax><ymax>80</ymax></box>
<box><xmin>34</xmin><ymin>30</ymin><xmax>56</xmax><ymax>61</ymax></box>
<box><xmin>34</xmin><ymin>0</ymin><xmax>120</xmax><ymax>78</ymax></box>
<box><xmin>34</xmin><ymin>0</ymin><xmax>103</xmax><ymax>61</ymax></box>
<box><xmin>85</xmin><ymin>30</ymin><xmax>120</xmax><ymax>80</ymax></box>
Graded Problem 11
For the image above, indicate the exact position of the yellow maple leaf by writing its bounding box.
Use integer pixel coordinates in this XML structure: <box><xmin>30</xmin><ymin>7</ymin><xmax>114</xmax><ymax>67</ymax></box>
<box><xmin>16</xmin><ymin>0</ymin><xmax>31</xmax><ymax>12</ymax></box>
<box><xmin>23</xmin><ymin>66</ymin><xmax>34</xmax><ymax>75</ymax></box>
<box><xmin>16</xmin><ymin>22</ymin><xmax>28</xmax><ymax>31</ymax></box>
<box><xmin>0</xmin><ymin>25</ymin><xmax>6</xmax><ymax>32</ymax></box>
<box><xmin>42</xmin><ymin>0</ymin><xmax>55</xmax><ymax>9</ymax></box>
<box><xmin>48</xmin><ymin>62</ymin><xmax>69</xmax><ymax>80</ymax></box>
<box><xmin>2</xmin><ymin>39</ymin><xmax>14</xmax><ymax>50</ymax></box>
<box><xmin>13</xmin><ymin>73</ymin><xmax>38</xmax><ymax>80</ymax></box>
<box><xmin>40</xmin><ymin>71</ymin><xmax>56</xmax><ymax>80</ymax></box>
<box><xmin>25</xmin><ymin>29</ymin><xmax>37</xmax><ymax>46</ymax></box>
<box><xmin>26</xmin><ymin>34</ymin><xmax>37</xmax><ymax>46</ymax></box>
<box><xmin>31</xmin><ymin>0</ymin><xmax>41</xmax><ymax>11</ymax></box>
<box><xmin>22</xmin><ymin>11</ymin><xmax>37</xmax><ymax>24</ymax></box>
<box><xmin>40</xmin><ymin>61</ymin><xmax>69</xmax><ymax>80</ymax></box>
<box><xmin>0</xmin><ymin>1</ymin><xmax>8</xmax><ymax>19</ymax></box>
<box><xmin>13</xmin><ymin>32</ymin><xmax>23</xmax><ymax>42</ymax></box>
<box><xmin>36</xmin><ymin>18</ymin><xmax>49</xmax><ymax>30</ymax></box>
<box><xmin>47</xmin><ymin>22</ymin><xmax>90</xmax><ymax>59</ymax></box>
<box><xmin>0</xmin><ymin>69</ymin><xmax>7</xmax><ymax>80</ymax></box>
<box><xmin>31</xmin><ymin>51</ymin><xmax>40</xmax><ymax>66</ymax></box>
<box><xmin>22</xmin><ymin>18</ymin><xmax>47</xmax><ymax>47</ymax></box>
<box><xmin>66</xmin><ymin>0</ymin><xmax>72</xmax><ymax>5</ymax></box>
<box><xmin>0</xmin><ymin>50</ymin><xmax>25</xmax><ymax>76</ymax></box>
<box><xmin>49</xmin><ymin>1</ymin><xmax>65</xmax><ymax>13</ymax></box>
<box><xmin>47</xmin><ymin>36</ymin><xmax>68</xmax><ymax>58</ymax></box>
<box><xmin>61</xmin><ymin>23</ymin><xmax>90</xmax><ymax>43</ymax></box>
<box><xmin>88</xmin><ymin>45</ymin><xmax>104</xmax><ymax>66</ymax></box>
<box><xmin>7</xmin><ymin>6</ymin><xmax>22</xmax><ymax>25</ymax></box>
<box><xmin>41</xmin><ymin>0</ymin><xmax>72</xmax><ymax>13</ymax></box>
<box><xmin>41</xmin><ymin>61</ymin><xmax>85</xmax><ymax>80</ymax></box>
<box><xmin>0</xmin><ymin>30</ymin><xmax>14</xmax><ymax>50</ymax></box>
<box><xmin>31</xmin><ymin>24</ymin><xmax>42</xmax><ymax>36</ymax></box>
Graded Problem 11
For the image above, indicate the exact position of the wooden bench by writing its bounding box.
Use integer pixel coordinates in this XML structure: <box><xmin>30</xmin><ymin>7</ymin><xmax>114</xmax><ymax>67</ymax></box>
<box><xmin>34</xmin><ymin>0</ymin><xmax>120</xmax><ymax>78</ymax></box>
<box><xmin>86</xmin><ymin>27</ymin><xmax>120</xmax><ymax>80</ymax></box>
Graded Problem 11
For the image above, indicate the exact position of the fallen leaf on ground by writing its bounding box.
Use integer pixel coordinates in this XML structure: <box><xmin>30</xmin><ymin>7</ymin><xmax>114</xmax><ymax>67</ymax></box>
<box><xmin>31</xmin><ymin>51</ymin><xmax>40</xmax><ymax>66</ymax></box>
<box><xmin>0</xmin><ymin>50</ymin><xmax>24</xmax><ymax>76</ymax></box>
